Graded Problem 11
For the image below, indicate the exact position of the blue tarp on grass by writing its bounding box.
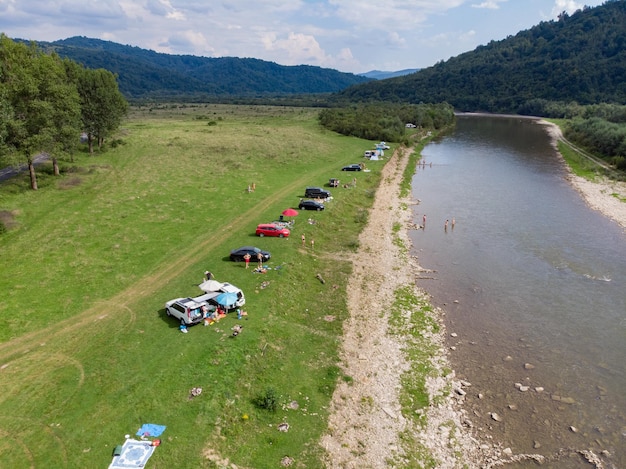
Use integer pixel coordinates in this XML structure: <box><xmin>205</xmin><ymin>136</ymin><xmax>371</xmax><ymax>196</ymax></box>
<box><xmin>136</xmin><ymin>424</ymin><xmax>166</xmax><ymax>438</ymax></box>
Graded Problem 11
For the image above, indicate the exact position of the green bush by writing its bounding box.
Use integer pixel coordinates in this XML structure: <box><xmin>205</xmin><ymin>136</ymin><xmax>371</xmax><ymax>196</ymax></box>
<box><xmin>252</xmin><ymin>387</ymin><xmax>278</xmax><ymax>412</ymax></box>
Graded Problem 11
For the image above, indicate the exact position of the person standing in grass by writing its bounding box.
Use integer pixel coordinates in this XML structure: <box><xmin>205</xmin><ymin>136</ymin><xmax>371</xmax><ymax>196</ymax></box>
<box><xmin>243</xmin><ymin>252</ymin><xmax>251</xmax><ymax>269</ymax></box>
<box><xmin>257</xmin><ymin>251</ymin><xmax>263</xmax><ymax>269</ymax></box>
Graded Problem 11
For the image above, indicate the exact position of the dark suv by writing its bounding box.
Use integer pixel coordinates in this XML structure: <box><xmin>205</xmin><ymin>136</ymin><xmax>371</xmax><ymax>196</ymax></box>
<box><xmin>304</xmin><ymin>187</ymin><xmax>331</xmax><ymax>199</ymax></box>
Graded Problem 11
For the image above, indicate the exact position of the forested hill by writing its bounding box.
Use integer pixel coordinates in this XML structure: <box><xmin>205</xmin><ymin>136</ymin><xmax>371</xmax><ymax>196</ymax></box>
<box><xmin>26</xmin><ymin>36</ymin><xmax>371</xmax><ymax>99</ymax></box>
<box><xmin>336</xmin><ymin>0</ymin><xmax>626</xmax><ymax>114</ymax></box>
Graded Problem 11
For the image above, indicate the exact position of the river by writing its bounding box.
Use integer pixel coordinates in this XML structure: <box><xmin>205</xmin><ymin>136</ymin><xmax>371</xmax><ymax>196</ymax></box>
<box><xmin>409</xmin><ymin>115</ymin><xmax>626</xmax><ymax>468</ymax></box>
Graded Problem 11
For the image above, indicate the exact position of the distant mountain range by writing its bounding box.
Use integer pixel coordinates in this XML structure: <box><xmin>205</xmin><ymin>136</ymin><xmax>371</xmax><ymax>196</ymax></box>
<box><xmin>22</xmin><ymin>36</ymin><xmax>372</xmax><ymax>99</ymax></box>
<box><xmin>338</xmin><ymin>1</ymin><xmax>626</xmax><ymax>114</ymax></box>
<box><xmin>359</xmin><ymin>69</ymin><xmax>420</xmax><ymax>80</ymax></box>
<box><xmin>16</xmin><ymin>1</ymin><xmax>625</xmax><ymax>113</ymax></box>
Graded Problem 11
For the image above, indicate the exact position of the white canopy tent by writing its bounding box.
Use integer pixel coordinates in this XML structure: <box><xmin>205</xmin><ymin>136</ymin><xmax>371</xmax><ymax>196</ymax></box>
<box><xmin>199</xmin><ymin>279</ymin><xmax>225</xmax><ymax>292</ymax></box>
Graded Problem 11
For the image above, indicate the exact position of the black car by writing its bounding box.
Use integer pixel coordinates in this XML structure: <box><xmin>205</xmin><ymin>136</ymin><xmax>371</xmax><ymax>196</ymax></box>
<box><xmin>341</xmin><ymin>164</ymin><xmax>362</xmax><ymax>171</ymax></box>
<box><xmin>299</xmin><ymin>200</ymin><xmax>325</xmax><ymax>211</ymax></box>
<box><xmin>230</xmin><ymin>246</ymin><xmax>271</xmax><ymax>262</ymax></box>
<box><xmin>304</xmin><ymin>186</ymin><xmax>331</xmax><ymax>199</ymax></box>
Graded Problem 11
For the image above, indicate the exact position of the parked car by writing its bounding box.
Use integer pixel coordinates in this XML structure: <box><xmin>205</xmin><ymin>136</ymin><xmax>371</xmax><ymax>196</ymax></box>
<box><xmin>304</xmin><ymin>186</ymin><xmax>331</xmax><ymax>199</ymax></box>
<box><xmin>165</xmin><ymin>297</ymin><xmax>208</xmax><ymax>325</ymax></box>
<box><xmin>256</xmin><ymin>223</ymin><xmax>290</xmax><ymax>238</ymax></box>
<box><xmin>230</xmin><ymin>246</ymin><xmax>271</xmax><ymax>262</ymax></box>
<box><xmin>299</xmin><ymin>199</ymin><xmax>325</xmax><ymax>211</ymax></box>
<box><xmin>341</xmin><ymin>164</ymin><xmax>362</xmax><ymax>171</ymax></box>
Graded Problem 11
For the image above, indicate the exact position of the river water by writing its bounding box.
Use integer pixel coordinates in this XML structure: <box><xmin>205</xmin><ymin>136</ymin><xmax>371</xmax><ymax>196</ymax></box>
<box><xmin>409</xmin><ymin>115</ymin><xmax>626</xmax><ymax>468</ymax></box>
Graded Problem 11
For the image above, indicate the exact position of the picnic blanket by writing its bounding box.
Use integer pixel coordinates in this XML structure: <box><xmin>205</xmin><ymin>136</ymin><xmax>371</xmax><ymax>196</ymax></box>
<box><xmin>108</xmin><ymin>439</ymin><xmax>156</xmax><ymax>469</ymax></box>
<box><xmin>136</xmin><ymin>423</ymin><xmax>166</xmax><ymax>438</ymax></box>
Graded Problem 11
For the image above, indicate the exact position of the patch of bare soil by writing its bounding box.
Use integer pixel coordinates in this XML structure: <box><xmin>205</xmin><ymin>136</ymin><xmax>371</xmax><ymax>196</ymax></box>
<box><xmin>320</xmin><ymin>147</ymin><xmax>499</xmax><ymax>468</ymax></box>
<box><xmin>57</xmin><ymin>176</ymin><xmax>83</xmax><ymax>190</ymax></box>
<box><xmin>0</xmin><ymin>210</ymin><xmax>19</xmax><ymax>230</ymax></box>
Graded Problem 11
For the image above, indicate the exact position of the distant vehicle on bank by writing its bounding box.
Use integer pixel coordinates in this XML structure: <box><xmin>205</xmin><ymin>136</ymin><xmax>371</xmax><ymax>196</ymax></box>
<box><xmin>256</xmin><ymin>223</ymin><xmax>290</xmax><ymax>238</ymax></box>
<box><xmin>298</xmin><ymin>199</ymin><xmax>325</xmax><ymax>211</ymax></box>
<box><xmin>230</xmin><ymin>246</ymin><xmax>271</xmax><ymax>262</ymax></box>
<box><xmin>304</xmin><ymin>187</ymin><xmax>332</xmax><ymax>199</ymax></box>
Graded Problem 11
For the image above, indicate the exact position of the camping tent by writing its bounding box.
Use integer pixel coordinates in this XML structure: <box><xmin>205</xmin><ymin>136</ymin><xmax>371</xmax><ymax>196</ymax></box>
<box><xmin>199</xmin><ymin>280</ymin><xmax>224</xmax><ymax>292</ymax></box>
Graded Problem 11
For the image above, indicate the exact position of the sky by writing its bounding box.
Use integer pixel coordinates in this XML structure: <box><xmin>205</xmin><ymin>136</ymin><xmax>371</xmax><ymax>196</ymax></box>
<box><xmin>0</xmin><ymin>0</ymin><xmax>607</xmax><ymax>74</ymax></box>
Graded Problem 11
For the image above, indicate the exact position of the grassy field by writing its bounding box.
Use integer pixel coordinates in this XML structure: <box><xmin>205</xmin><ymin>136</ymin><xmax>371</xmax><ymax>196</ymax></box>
<box><xmin>0</xmin><ymin>104</ymin><xmax>392</xmax><ymax>468</ymax></box>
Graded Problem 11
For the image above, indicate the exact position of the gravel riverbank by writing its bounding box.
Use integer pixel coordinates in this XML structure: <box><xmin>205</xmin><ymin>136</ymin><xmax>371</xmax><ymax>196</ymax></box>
<box><xmin>321</xmin><ymin>124</ymin><xmax>625</xmax><ymax>467</ymax></box>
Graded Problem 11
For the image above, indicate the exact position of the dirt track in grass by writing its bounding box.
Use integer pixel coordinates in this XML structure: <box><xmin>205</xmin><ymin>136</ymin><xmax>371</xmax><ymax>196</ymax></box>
<box><xmin>0</xmin><ymin>174</ymin><xmax>318</xmax><ymax>362</ymax></box>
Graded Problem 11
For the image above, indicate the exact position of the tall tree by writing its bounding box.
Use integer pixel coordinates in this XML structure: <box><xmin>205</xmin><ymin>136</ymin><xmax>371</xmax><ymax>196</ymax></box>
<box><xmin>0</xmin><ymin>35</ymin><xmax>81</xmax><ymax>189</ymax></box>
<box><xmin>66</xmin><ymin>61</ymin><xmax>128</xmax><ymax>154</ymax></box>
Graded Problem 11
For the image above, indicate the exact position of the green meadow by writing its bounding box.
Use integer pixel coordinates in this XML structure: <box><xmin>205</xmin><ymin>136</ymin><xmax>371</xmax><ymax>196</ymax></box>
<box><xmin>0</xmin><ymin>104</ymin><xmax>392</xmax><ymax>468</ymax></box>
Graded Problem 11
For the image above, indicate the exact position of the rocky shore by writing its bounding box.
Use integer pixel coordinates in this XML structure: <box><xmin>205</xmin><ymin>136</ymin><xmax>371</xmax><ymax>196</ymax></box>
<box><xmin>321</xmin><ymin>145</ymin><xmax>498</xmax><ymax>468</ymax></box>
<box><xmin>321</xmin><ymin>124</ymin><xmax>625</xmax><ymax>468</ymax></box>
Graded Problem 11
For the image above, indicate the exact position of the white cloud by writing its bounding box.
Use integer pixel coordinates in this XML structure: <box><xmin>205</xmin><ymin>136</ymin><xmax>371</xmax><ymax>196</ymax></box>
<box><xmin>459</xmin><ymin>29</ymin><xmax>476</xmax><ymax>42</ymax></box>
<box><xmin>386</xmin><ymin>31</ymin><xmax>406</xmax><ymax>48</ymax></box>
<box><xmin>551</xmin><ymin>0</ymin><xmax>586</xmax><ymax>16</ymax></box>
<box><xmin>0</xmin><ymin>0</ymin><xmax>609</xmax><ymax>73</ymax></box>
<box><xmin>328</xmin><ymin>0</ymin><xmax>467</xmax><ymax>30</ymax></box>
<box><xmin>471</xmin><ymin>0</ymin><xmax>507</xmax><ymax>9</ymax></box>
<box><xmin>146</xmin><ymin>0</ymin><xmax>186</xmax><ymax>20</ymax></box>
<box><xmin>262</xmin><ymin>32</ymin><xmax>328</xmax><ymax>65</ymax></box>
<box><xmin>163</xmin><ymin>30</ymin><xmax>213</xmax><ymax>54</ymax></box>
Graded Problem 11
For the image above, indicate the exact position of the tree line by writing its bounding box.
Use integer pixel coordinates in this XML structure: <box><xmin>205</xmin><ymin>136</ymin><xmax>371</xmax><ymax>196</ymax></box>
<box><xmin>564</xmin><ymin>115</ymin><xmax>626</xmax><ymax>171</ymax></box>
<box><xmin>318</xmin><ymin>102</ymin><xmax>455</xmax><ymax>143</ymax></box>
<box><xmin>0</xmin><ymin>35</ymin><xmax>128</xmax><ymax>190</ymax></box>
<box><xmin>520</xmin><ymin>100</ymin><xmax>626</xmax><ymax>171</ymax></box>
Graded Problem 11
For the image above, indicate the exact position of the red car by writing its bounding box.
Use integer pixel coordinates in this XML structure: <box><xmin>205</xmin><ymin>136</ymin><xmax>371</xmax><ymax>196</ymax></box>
<box><xmin>256</xmin><ymin>223</ymin><xmax>290</xmax><ymax>238</ymax></box>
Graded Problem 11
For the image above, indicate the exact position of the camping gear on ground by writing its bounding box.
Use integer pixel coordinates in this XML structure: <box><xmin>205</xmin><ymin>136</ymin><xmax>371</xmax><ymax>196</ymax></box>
<box><xmin>136</xmin><ymin>424</ymin><xmax>166</xmax><ymax>438</ymax></box>
<box><xmin>281</xmin><ymin>208</ymin><xmax>299</xmax><ymax>217</ymax></box>
<box><xmin>109</xmin><ymin>423</ymin><xmax>166</xmax><ymax>468</ymax></box>
<box><xmin>108</xmin><ymin>439</ymin><xmax>157</xmax><ymax>469</ymax></box>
